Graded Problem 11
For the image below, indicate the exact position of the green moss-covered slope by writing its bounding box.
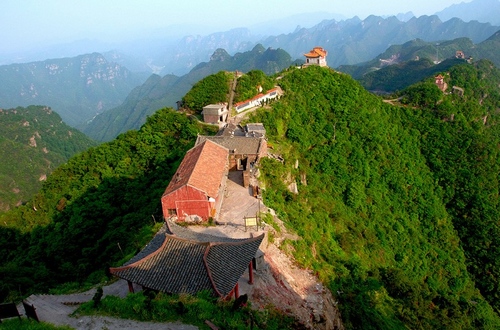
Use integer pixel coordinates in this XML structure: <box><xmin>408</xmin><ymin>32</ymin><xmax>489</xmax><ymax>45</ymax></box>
<box><xmin>250</xmin><ymin>64</ymin><xmax>500</xmax><ymax>328</ymax></box>
<box><xmin>0</xmin><ymin>105</ymin><xmax>97</xmax><ymax>212</ymax></box>
<box><xmin>0</xmin><ymin>109</ymin><xmax>216</xmax><ymax>301</ymax></box>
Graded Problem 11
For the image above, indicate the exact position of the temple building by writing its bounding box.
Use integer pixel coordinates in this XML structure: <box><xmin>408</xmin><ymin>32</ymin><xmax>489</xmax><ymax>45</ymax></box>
<box><xmin>109</xmin><ymin>221</ymin><xmax>264</xmax><ymax>299</ymax></box>
<box><xmin>303</xmin><ymin>46</ymin><xmax>328</xmax><ymax>67</ymax></box>
<box><xmin>161</xmin><ymin>139</ymin><xmax>228</xmax><ymax>222</ymax></box>
<box><xmin>435</xmin><ymin>74</ymin><xmax>447</xmax><ymax>92</ymax></box>
<box><xmin>160</xmin><ymin>122</ymin><xmax>268</xmax><ymax>222</ymax></box>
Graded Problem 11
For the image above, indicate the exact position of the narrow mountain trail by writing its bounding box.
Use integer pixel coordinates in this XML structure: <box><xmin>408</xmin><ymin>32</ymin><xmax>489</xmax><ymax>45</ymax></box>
<box><xmin>17</xmin><ymin>280</ymin><xmax>196</xmax><ymax>330</ymax></box>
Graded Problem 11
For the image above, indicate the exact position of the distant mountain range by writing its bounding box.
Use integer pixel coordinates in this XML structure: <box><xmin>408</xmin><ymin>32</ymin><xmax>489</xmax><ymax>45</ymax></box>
<box><xmin>338</xmin><ymin>29</ymin><xmax>500</xmax><ymax>92</ymax></box>
<box><xmin>1</xmin><ymin>0</ymin><xmax>499</xmax><ymax>73</ymax></box>
<box><xmin>80</xmin><ymin>44</ymin><xmax>294</xmax><ymax>141</ymax></box>
<box><xmin>262</xmin><ymin>15</ymin><xmax>498</xmax><ymax>68</ymax></box>
<box><xmin>436</xmin><ymin>0</ymin><xmax>500</xmax><ymax>25</ymax></box>
<box><xmin>107</xmin><ymin>13</ymin><xmax>500</xmax><ymax>76</ymax></box>
<box><xmin>1</xmin><ymin>1</ymin><xmax>499</xmax><ymax>139</ymax></box>
<box><xmin>0</xmin><ymin>106</ymin><xmax>97</xmax><ymax>212</ymax></box>
<box><xmin>80</xmin><ymin>18</ymin><xmax>500</xmax><ymax>141</ymax></box>
<box><xmin>0</xmin><ymin>53</ymin><xmax>146</xmax><ymax>126</ymax></box>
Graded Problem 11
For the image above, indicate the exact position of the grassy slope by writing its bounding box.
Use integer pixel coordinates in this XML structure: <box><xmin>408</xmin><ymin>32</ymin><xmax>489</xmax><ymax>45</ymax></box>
<box><xmin>2</xmin><ymin>64</ymin><xmax>500</xmax><ymax>328</ymax></box>
<box><xmin>0</xmin><ymin>106</ymin><xmax>97</xmax><ymax>211</ymax></box>
<box><xmin>250</xmin><ymin>65</ymin><xmax>499</xmax><ymax>329</ymax></box>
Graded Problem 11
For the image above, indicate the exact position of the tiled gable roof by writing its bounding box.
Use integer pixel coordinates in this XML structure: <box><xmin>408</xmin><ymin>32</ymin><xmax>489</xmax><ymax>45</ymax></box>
<box><xmin>196</xmin><ymin>136</ymin><xmax>263</xmax><ymax>155</ymax></box>
<box><xmin>124</xmin><ymin>225</ymin><xmax>168</xmax><ymax>266</ymax></box>
<box><xmin>206</xmin><ymin>239</ymin><xmax>264</xmax><ymax>296</ymax></box>
<box><xmin>111</xmin><ymin>236</ymin><xmax>213</xmax><ymax>295</ymax></box>
<box><xmin>162</xmin><ymin>140</ymin><xmax>228</xmax><ymax>198</ymax></box>
<box><xmin>110</xmin><ymin>223</ymin><xmax>264</xmax><ymax>297</ymax></box>
<box><xmin>217</xmin><ymin>123</ymin><xmax>246</xmax><ymax>137</ymax></box>
<box><xmin>304</xmin><ymin>46</ymin><xmax>327</xmax><ymax>58</ymax></box>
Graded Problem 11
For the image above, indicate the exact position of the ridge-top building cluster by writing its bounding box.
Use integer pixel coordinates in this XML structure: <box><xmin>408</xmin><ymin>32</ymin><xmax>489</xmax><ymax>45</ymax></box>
<box><xmin>110</xmin><ymin>47</ymin><xmax>329</xmax><ymax>301</ymax></box>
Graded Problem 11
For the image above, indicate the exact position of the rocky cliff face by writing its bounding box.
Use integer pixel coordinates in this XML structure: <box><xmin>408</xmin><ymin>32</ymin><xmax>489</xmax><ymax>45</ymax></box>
<box><xmin>0</xmin><ymin>53</ymin><xmax>144</xmax><ymax>126</ymax></box>
<box><xmin>250</xmin><ymin>218</ymin><xmax>344</xmax><ymax>330</ymax></box>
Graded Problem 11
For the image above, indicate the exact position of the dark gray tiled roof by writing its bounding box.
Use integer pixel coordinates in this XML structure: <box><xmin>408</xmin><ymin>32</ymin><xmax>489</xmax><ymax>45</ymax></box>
<box><xmin>110</xmin><ymin>223</ymin><xmax>264</xmax><ymax>297</ymax></box>
<box><xmin>206</xmin><ymin>238</ymin><xmax>264</xmax><ymax>296</ymax></box>
<box><xmin>124</xmin><ymin>225</ymin><xmax>167</xmax><ymax>266</ymax></box>
<box><xmin>113</xmin><ymin>237</ymin><xmax>212</xmax><ymax>295</ymax></box>
<box><xmin>196</xmin><ymin>136</ymin><xmax>262</xmax><ymax>155</ymax></box>
<box><xmin>216</xmin><ymin>123</ymin><xmax>246</xmax><ymax>137</ymax></box>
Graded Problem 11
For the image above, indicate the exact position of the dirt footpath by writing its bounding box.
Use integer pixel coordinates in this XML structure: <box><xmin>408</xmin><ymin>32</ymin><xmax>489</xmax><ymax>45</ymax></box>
<box><xmin>17</xmin><ymin>280</ymin><xmax>197</xmax><ymax>330</ymax></box>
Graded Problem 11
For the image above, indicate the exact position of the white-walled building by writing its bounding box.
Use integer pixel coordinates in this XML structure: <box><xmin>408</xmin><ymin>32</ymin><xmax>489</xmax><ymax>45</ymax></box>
<box><xmin>303</xmin><ymin>46</ymin><xmax>328</xmax><ymax>67</ymax></box>
<box><xmin>202</xmin><ymin>103</ymin><xmax>229</xmax><ymax>125</ymax></box>
<box><xmin>233</xmin><ymin>87</ymin><xmax>282</xmax><ymax>113</ymax></box>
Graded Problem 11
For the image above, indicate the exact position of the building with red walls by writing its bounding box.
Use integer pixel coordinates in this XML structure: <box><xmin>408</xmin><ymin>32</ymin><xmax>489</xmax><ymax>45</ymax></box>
<box><xmin>161</xmin><ymin>139</ymin><xmax>228</xmax><ymax>221</ymax></box>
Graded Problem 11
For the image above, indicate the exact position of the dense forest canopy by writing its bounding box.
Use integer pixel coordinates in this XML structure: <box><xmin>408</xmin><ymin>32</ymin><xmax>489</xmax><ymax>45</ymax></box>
<box><xmin>400</xmin><ymin>59</ymin><xmax>500</xmax><ymax>315</ymax></box>
<box><xmin>249</xmin><ymin>63</ymin><xmax>500</xmax><ymax>328</ymax></box>
<box><xmin>0</xmin><ymin>105</ymin><xmax>97</xmax><ymax>212</ymax></box>
<box><xmin>0</xmin><ymin>110</ymin><xmax>216</xmax><ymax>301</ymax></box>
<box><xmin>2</xmin><ymin>60</ymin><xmax>500</xmax><ymax>329</ymax></box>
<box><xmin>181</xmin><ymin>71</ymin><xmax>233</xmax><ymax>114</ymax></box>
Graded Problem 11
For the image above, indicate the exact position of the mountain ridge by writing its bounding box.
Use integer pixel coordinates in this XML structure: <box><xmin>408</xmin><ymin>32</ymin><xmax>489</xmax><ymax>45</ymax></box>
<box><xmin>0</xmin><ymin>105</ymin><xmax>97</xmax><ymax>212</ymax></box>
<box><xmin>337</xmin><ymin>30</ymin><xmax>500</xmax><ymax>92</ymax></box>
<box><xmin>0</xmin><ymin>53</ymin><xmax>146</xmax><ymax>127</ymax></box>
<box><xmin>436</xmin><ymin>0</ymin><xmax>500</xmax><ymax>25</ymax></box>
<box><xmin>2</xmin><ymin>62</ymin><xmax>500</xmax><ymax>328</ymax></box>
<box><xmin>81</xmin><ymin>45</ymin><xmax>293</xmax><ymax>141</ymax></box>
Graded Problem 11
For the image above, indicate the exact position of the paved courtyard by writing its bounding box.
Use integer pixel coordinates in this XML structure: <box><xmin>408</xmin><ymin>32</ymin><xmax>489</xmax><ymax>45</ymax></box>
<box><xmin>221</xmin><ymin>171</ymin><xmax>263</xmax><ymax>220</ymax></box>
<box><xmin>194</xmin><ymin>170</ymin><xmax>266</xmax><ymax>238</ymax></box>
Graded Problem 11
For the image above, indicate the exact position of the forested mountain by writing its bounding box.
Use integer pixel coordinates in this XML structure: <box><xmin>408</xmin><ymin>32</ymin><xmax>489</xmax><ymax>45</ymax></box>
<box><xmin>350</xmin><ymin>57</ymin><xmax>466</xmax><ymax>93</ymax></box>
<box><xmin>400</xmin><ymin>60</ymin><xmax>500</xmax><ymax>319</ymax></box>
<box><xmin>0</xmin><ymin>106</ymin><xmax>97</xmax><ymax>212</ymax></box>
<box><xmin>0</xmin><ymin>53</ymin><xmax>146</xmax><ymax>126</ymax></box>
<box><xmin>262</xmin><ymin>15</ymin><xmax>498</xmax><ymax>68</ymax></box>
<box><xmin>248</xmin><ymin>62</ymin><xmax>500</xmax><ymax>328</ymax></box>
<box><xmin>2</xmin><ymin>62</ymin><xmax>500</xmax><ymax>328</ymax></box>
<box><xmin>338</xmin><ymin>31</ymin><xmax>500</xmax><ymax>92</ymax></box>
<box><xmin>181</xmin><ymin>69</ymin><xmax>276</xmax><ymax>114</ymax></box>
<box><xmin>0</xmin><ymin>109</ymin><xmax>217</xmax><ymax>302</ymax></box>
<box><xmin>103</xmin><ymin>14</ymin><xmax>500</xmax><ymax>76</ymax></box>
<box><xmin>81</xmin><ymin>45</ymin><xmax>292</xmax><ymax>142</ymax></box>
<box><xmin>476</xmin><ymin>29</ymin><xmax>500</xmax><ymax>64</ymax></box>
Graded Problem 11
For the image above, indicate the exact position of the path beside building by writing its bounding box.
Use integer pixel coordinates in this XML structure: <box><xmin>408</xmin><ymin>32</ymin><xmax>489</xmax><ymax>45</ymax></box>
<box><xmin>13</xmin><ymin>157</ymin><xmax>340</xmax><ymax>330</ymax></box>
<box><xmin>16</xmin><ymin>280</ymin><xmax>196</xmax><ymax>330</ymax></box>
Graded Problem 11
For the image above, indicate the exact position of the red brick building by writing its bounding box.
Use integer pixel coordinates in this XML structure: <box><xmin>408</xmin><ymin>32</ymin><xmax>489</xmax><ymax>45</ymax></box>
<box><xmin>161</xmin><ymin>139</ymin><xmax>228</xmax><ymax>221</ymax></box>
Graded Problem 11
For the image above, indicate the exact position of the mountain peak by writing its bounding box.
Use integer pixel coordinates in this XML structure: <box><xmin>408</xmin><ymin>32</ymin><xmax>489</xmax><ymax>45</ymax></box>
<box><xmin>210</xmin><ymin>48</ymin><xmax>231</xmax><ymax>62</ymax></box>
<box><xmin>436</xmin><ymin>0</ymin><xmax>500</xmax><ymax>25</ymax></box>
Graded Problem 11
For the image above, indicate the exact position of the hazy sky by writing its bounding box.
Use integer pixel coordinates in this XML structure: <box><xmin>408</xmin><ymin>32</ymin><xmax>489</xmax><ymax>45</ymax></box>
<box><xmin>1</xmin><ymin>0</ymin><xmax>471</xmax><ymax>52</ymax></box>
